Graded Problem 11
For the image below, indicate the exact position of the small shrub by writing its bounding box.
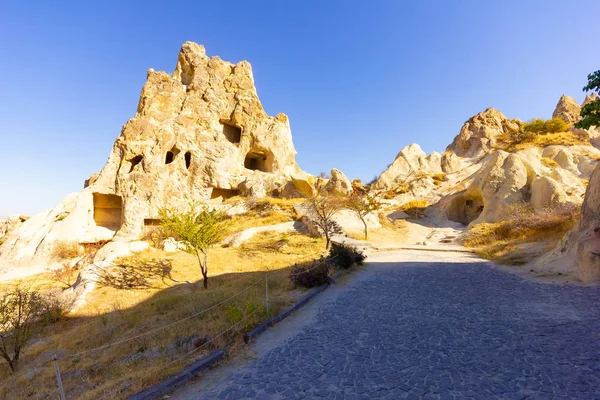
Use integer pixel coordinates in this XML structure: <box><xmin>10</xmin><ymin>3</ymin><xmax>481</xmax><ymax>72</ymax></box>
<box><xmin>40</xmin><ymin>289</ymin><xmax>72</xmax><ymax>324</ymax></box>
<box><xmin>225</xmin><ymin>304</ymin><xmax>243</xmax><ymax>323</ymax></box>
<box><xmin>141</xmin><ymin>226</ymin><xmax>172</xmax><ymax>248</ymax></box>
<box><xmin>51</xmin><ymin>241</ymin><xmax>82</xmax><ymax>260</ymax></box>
<box><xmin>328</xmin><ymin>243</ymin><xmax>365</xmax><ymax>270</ymax></box>
<box><xmin>399</xmin><ymin>199</ymin><xmax>428</xmax><ymax>218</ymax></box>
<box><xmin>53</xmin><ymin>212</ymin><xmax>69</xmax><ymax>222</ymax></box>
<box><xmin>47</xmin><ymin>263</ymin><xmax>79</xmax><ymax>289</ymax></box>
<box><xmin>289</xmin><ymin>257</ymin><xmax>331</xmax><ymax>288</ymax></box>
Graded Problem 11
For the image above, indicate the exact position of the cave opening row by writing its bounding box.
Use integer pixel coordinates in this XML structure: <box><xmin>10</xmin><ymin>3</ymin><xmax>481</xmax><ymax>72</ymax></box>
<box><xmin>126</xmin><ymin>149</ymin><xmax>273</xmax><ymax>174</ymax></box>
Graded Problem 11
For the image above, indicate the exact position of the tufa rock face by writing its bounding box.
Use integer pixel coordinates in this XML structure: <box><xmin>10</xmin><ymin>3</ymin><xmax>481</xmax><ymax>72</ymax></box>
<box><xmin>325</xmin><ymin>169</ymin><xmax>353</xmax><ymax>196</ymax></box>
<box><xmin>583</xmin><ymin>92</ymin><xmax>599</xmax><ymax>107</ymax></box>
<box><xmin>86</xmin><ymin>42</ymin><xmax>301</xmax><ymax>238</ymax></box>
<box><xmin>0</xmin><ymin>42</ymin><xmax>305</xmax><ymax>269</ymax></box>
<box><xmin>446</xmin><ymin>108</ymin><xmax>520</xmax><ymax>158</ymax></box>
<box><xmin>373</xmin><ymin>144</ymin><xmax>442</xmax><ymax>190</ymax></box>
<box><xmin>552</xmin><ymin>94</ymin><xmax>581</xmax><ymax>125</ymax></box>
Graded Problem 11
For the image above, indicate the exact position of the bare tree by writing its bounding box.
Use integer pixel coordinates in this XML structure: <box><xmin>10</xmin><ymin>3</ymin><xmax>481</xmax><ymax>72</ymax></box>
<box><xmin>159</xmin><ymin>204</ymin><xmax>225</xmax><ymax>289</ymax></box>
<box><xmin>0</xmin><ymin>285</ymin><xmax>45</xmax><ymax>372</ymax></box>
<box><xmin>346</xmin><ymin>193</ymin><xmax>381</xmax><ymax>240</ymax></box>
<box><xmin>305</xmin><ymin>177</ymin><xmax>343</xmax><ymax>249</ymax></box>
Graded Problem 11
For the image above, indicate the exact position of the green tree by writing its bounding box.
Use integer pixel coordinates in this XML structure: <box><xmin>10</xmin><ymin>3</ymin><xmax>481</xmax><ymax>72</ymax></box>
<box><xmin>159</xmin><ymin>205</ymin><xmax>225</xmax><ymax>289</ymax></box>
<box><xmin>0</xmin><ymin>285</ymin><xmax>45</xmax><ymax>372</ymax></box>
<box><xmin>575</xmin><ymin>70</ymin><xmax>600</xmax><ymax>130</ymax></box>
<box><xmin>346</xmin><ymin>193</ymin><xmax>381</xmax><ymax>240</ymax></box>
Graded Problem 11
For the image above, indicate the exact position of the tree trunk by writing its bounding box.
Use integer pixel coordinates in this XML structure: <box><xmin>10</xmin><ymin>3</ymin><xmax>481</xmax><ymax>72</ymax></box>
<box><xmin>202</xmin><ymin>254</ymin><xmax>209</xmax><ymax>289</ymax></box>
<box><xmin>325</xmin><ymin>231</ymin><xmax>331</xmax><ymax>249</ymax></box>
<box><xmin>362</xmin><ymin>219</ymin><xmax>368</xmax><ymax>240</ymax></box>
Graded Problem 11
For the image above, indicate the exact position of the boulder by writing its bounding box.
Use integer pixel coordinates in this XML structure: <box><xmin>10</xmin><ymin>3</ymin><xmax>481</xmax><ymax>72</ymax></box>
<box><xmin>530</xmin><ymin>176</ymin><xmax>568</xmax><ymax>209</ymax></box>
<box><xmin>325</xmin><ymin>169</ymin><xmax>353</xmax><ymax>196</ymax></box>
<box><xmin>552</xmin><ymin>94</ymin><xmax>581</xmax><ymax>125</ymax></box>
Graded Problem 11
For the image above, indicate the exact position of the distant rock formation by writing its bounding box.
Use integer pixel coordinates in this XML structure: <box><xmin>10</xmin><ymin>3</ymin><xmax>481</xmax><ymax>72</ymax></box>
<box><xmin>446</xmin><ymin>108</ymin><xmax>520</xmax><ymax>158</ymax></box>
<box><xmin>553</xmin><ymin>94</ymin><xmax>581</xmax><ymax>124</ymax></box>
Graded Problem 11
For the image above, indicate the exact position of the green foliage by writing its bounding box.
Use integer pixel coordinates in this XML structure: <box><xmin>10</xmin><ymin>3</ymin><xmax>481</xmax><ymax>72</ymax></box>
<box><xmin>575</xmin><ymin>70</ymin><xmax>600</xmax><ymax>129</ymax></box>
<box><xmin>345</xmin><ymin>194</ymin><xmax>381</xmax><ymax>239</ymax></box>
<box><xmin>225</xmin><ymin>304</ymin><xmax>243</xmax><ymax>323</ymax></box>
<box><xmin>289</xmin><ymin>257</ymin><xmax>331</xmax><ymax>288</ymax></box>
<box><xmin>328</xmin><ymin>243</ymin><xmax>365</xmax><ymax>270</ymax></box>
<box><xmin>159</xmin><ymin>204</ymin><xmax>225</xmax><ymax>288</ymax></box>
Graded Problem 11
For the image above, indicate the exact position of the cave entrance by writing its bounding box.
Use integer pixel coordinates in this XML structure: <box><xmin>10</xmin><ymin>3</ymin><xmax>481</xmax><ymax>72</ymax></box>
<box><xmin>221</xmin><ymin>122</ymin><xmax>242</xmax><ymax>144</ymax></box>
<box><xmin>93</xmin><ymin>193</ymin><xmax>123</xmax><ymax>230</ymax></box>
<box><xmin>210</xmin><ymin>188</ymin><xmax>240</xmax><ymax>200</ymax></box>
<box><xmin>447</xmin><ymin>194</ymin><xmax>484</xmax><ymax>225</ymax></box>
<box><xmin>244</xmin><ymin>151</ymin><xmax>273</xmax><ymax>173</ymax></box>
<box><xmin>143</xmin><ymin>218</ymin><xmax>161</xmax><ymax>233</ymax></box>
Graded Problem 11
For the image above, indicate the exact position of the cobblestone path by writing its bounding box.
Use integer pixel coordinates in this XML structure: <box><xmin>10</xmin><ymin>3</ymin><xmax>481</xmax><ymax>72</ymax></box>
<box><xmin>177</xmin><ymin>255</ymin><xmax>600</xmax><ymax>399</ymax></box>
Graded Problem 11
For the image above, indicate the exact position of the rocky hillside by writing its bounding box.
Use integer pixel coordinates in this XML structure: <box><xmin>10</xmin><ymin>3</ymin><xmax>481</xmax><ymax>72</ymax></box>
<box><xmin>372</xmin><ymin>99</ymin><xmax>600</xmax><ymax>226</ymax></box>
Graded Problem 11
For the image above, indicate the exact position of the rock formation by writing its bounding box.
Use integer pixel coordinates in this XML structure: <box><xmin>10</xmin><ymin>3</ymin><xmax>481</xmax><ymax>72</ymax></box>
<box><xmin>446</xmin><ymin>108</ymin><xmax>520</xmax><ymax>158</ymax></box>
<box><xmin>552</xmin><ymin>94</ymin><xmax>581</xmax><ymax>124</ymax></box>
<box><xmin>373</xmin><ymin>144</ymin><xmax>442</xmax><ymax>190</ymax></box>
<box><xmin>0</xmin><ymin>42</ymin><xmax>308</xmax><ymax>270</ymax></box>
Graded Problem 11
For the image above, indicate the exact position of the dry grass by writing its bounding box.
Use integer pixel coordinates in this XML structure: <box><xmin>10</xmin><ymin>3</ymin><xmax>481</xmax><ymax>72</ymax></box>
<box><xmin>498</xmin><ymin>130</ymin><xmax>590</xmax><ymax>152</ymax></box>
<box><xmin>0</xmin><ymin>230</ymin><xmax>325</xmax><ymax>399</ymax></box>
<box><xmin>50</xmin><ymin>241</ymin><xmax>83</xmax><ymax>260</ymax></box>
<box><xmin>541</xmin><ymin>157</ymin><xmax>559</xmax><ymax>168</ymax></box>
<box><xmin>463</xmin><ymin>202</ymin><xmax>579</xmax><ymax>264</ymax></box>
<box><xmin>398</xmin><ymin>199</ymin><xmax>428</xmax><ymax>219</ymax></box>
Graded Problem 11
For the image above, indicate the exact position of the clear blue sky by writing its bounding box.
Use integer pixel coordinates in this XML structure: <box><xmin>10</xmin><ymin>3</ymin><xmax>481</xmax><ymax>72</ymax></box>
<box><xmin>1</xmin><ymin>1</ymin><xmax>598</xmax><ymax>216</ymax></box>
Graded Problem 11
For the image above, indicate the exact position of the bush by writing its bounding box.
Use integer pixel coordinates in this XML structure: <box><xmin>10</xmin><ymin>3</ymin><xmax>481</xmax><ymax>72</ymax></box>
<box><xmin>47</xmin><ymin>263</ymin><xmax>79</xmax><ymax>289</ymax></box>
<box><xmin>289</xmin><ymin>257</ymin><xmax>331</xmax><ymax>288</ymax></box>
<box><xmin>51</xmin><ymin>240</ymin><xmax>82</xmax><ymax>260</ymax></box>
<box><xmin>522</xmin><ymin>118</ymin><xmax>569</xmax><ymax>135</ymax></box>
<box><xmin>328</xmin><ymin>243</ymin><xmax>365</xmax><ymax>270</ymax></box>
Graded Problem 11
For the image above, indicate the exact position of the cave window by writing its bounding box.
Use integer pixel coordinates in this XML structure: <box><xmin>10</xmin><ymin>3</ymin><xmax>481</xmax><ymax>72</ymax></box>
<box><xmin>244</xmin><ymin>151</ymin><xmax>273</xmax><ymax>173</ymax></box>
<box><xmin>221</xmin><ymin>122</ymin><xmax>242</xmax><ymax>144</ymax></box>
<box><xmin>185</xmin><ymin>151</ymin><xmax>192</xmax><ymax>169</ymax></box>
<box><xmin>128</xmin><ymin>155</ymin><xmax>143</xmax><ymax>173</ymax></box>
<box><xmin>465</xmin><ymin>200</ymin><xmax>473</xmax><ymax>207</ymax></box>
<box><xmin>165</xmin><ymin>146</ymin><xmax>180</xmax><ymax>165</ymax></box>
<box><xmin>93</xmin><ymin>193</ymin><xmax>122</xmax><ymax>230</ymax></box>
<box><xmin>210</xmin><ymin>188</ymin><xmax>240</xmax><ymax>200</ymax></box>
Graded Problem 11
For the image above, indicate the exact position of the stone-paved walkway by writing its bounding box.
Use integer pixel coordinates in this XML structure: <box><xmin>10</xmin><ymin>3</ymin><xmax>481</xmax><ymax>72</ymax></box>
<box><xmin>176</xmin><ymin>252</ymin><xmax>600</xmax><ymax>399</ymax></box>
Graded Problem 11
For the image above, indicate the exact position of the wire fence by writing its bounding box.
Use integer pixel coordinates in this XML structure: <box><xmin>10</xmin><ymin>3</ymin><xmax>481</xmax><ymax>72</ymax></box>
<box><xmin>0</xmin><ymin>250</ymin><xmax>339</xmax><ymax>399</ymax></box>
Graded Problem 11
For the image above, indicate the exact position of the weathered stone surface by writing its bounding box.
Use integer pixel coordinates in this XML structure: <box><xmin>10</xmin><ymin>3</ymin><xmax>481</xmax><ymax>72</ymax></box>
<box><xmin>582</xmin><ymin>92</ymin><xmax>598</xmax><ymax>107</ymax></box>
<box><xmin>531</xmin><ymin>176</ymin><xmax>568</xmax><ymax>209</ymax></box>
<box><xmin>553</xmin><ymin>94</ymin><xmax>581</xmax><ymax>125</ymax></box>
<box><xmin>446</xmin><ymin>108</ymin><xmax>520</xmax><ymax>158</ymax></box>
<box><xmin>324</xmin><ymin>168</ymin><xmax>353</xmax><ymax>196</ymax></box>
<box><xmin>373</xmin><ymin>144</ymin><xmax>442</xmax><ymax>189</ymax></box>
<box><xmin>0</xmin><ymin>42</ymin><xmax>307</xmax><ymax>272</ymax></box>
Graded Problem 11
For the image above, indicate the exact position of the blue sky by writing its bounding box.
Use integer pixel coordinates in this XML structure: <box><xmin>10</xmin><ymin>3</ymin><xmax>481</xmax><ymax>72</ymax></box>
<box><xmin>1</xmin><ymin>1</ymin><xmax>599</xmax><ymax>216</ymax></box>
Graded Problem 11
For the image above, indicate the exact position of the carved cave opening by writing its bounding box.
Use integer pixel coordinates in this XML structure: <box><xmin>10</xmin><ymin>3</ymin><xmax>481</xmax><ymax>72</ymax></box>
<box><xmin>185</xmin><ymin>151</ymin><xmax>192</xmax><ymax>169</ymax></box>
<box><xmin>210</xmin><ymin>188</ymin><xmax>240</xmax><ymax>200</ymax></box>
<box><xmin>93</xmin><ymin>193</ymin><xmax>123</xmax><ymax>230</ymax></box>
<box><xmin>447</xmin><ymin>194</ymin><xmax>484</xmax><ymax>225</ymax></box>
<box><xmin>165</xmin><ymin>146</ymin><xmax>181</xmax><ymax>165</ymax></box>
<box><xmin>128</xmin><ymin>155</ymin><xmax>143</xmax><ymax>173</ymax></box>
<box><xmin>244</xmin><ymin>151</ymin><xmax>273</xmax><ymax>173</ymax></box>
<box><xmin>221</xmin><ymin>122</ymin><xmax>242</xmax><ymax>144</ymax></box>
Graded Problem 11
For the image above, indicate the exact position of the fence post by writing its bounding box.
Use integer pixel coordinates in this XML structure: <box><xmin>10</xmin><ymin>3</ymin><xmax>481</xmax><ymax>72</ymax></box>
<box><xmin>53</xmin><ymin>357</ymin><xmax>66</xmax><ymax>400</ymax></box>
<box><xmin>265</xmin><ymin>272</ymin><xmax>269</xmax><ymax>316</ymax></box>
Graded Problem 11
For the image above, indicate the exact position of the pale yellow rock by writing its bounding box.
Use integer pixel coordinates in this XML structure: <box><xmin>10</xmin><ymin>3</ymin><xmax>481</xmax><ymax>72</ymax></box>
<box><xmin>552</xmin><ymin>94</ymin><xmax>581</xmax><ymax>125</ymax></box>
<box><xmin>446</xmin><ymin>108</ymin><xmax>520</xmax><ymax>158</ymax></box>
<box><xmin>373</xmin><ymin>144</ymin><xmax>442</xmax><ymax>189</ymax></box>
<box><xmin>325</xmin><ymin>169</ymin><xmax>353</xmax><ymax>196</ymax></box>
<box><xmin>0</xmin><ymin>42</ymin><xmax>307</xmax><ymax>272</ymax></box>
<box><xmin>530</xmin><ymin>176</ymin><xmax>568</xmax><ymax>209</ymax></box>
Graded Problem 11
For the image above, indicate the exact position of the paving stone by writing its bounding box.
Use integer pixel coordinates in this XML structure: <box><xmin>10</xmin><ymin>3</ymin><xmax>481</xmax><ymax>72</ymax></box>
<box><xmin>194</xmin><ymin>262</ymin><xmax>600</xmax><ymax>399</ymax></box>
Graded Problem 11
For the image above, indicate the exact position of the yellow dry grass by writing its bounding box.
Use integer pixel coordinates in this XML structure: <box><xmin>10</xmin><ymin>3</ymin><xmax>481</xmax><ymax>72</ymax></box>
<box><xmin>398</xmin><ymin>199</ymin><xmax>428</xmax><ymax>219</ymax></box>
<box><xmin>541</xmin><ymin>157</ymin><xmax>559</xmax><ymax>168</ymax></box>
<box><xmin>0</xmin><ymin>228</ymin><xmax>325</xmax><ymax>399</ymax></box>
<box><xmin>498</xmin><ymin>130</ymin><xmax>590</xmax><ymax>152</ymax></box>
<box><xmin>463</xmin><ymin>203</ymin><xmax>579</xmax><ymax>264</ymax></box>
